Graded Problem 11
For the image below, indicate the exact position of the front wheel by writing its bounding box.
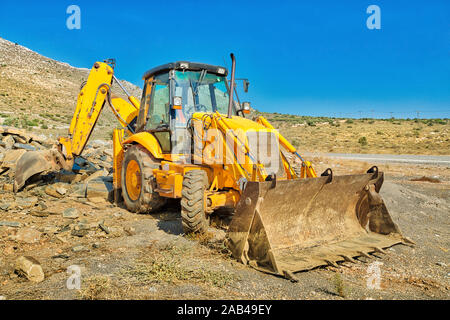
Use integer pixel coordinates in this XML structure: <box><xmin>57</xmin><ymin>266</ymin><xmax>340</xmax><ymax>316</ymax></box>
<box><xmin>121</xmin><ymin>145</ymin><xmax>166</xmax><ymax>213</ymax></box>
<box><xmin>181</xmin><ymin>170</ymin><xmax>209</xmax><ymax>233</ymax></box>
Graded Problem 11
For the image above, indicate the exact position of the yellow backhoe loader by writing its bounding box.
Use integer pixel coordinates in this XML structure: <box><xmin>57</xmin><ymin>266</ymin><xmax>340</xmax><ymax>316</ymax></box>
<box><xmin>13</xmin><ymin>55</ymin><xmax>411</xmax><ymax>279</ymax></box>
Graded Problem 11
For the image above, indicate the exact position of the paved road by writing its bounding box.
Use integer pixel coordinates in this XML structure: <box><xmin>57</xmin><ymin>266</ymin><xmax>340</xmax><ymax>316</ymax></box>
<box><xmin>303</xmin><ymin>152</ymin><xmax>450</xmax><ymax>166</ymax></box>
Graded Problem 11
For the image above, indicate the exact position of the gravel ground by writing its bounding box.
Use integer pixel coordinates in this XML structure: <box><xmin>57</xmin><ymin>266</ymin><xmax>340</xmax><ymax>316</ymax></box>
<box><xmin>0</xmin><ymin>157</ymin><xmax>448</xmax><ymax>300</ymax></box>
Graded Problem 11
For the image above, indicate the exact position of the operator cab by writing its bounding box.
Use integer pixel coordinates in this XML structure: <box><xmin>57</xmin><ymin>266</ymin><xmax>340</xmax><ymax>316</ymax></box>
<box><xmin>136</xmin><ymin>62</ymin><xmax>236</xmax><ymax>155</ymax></box>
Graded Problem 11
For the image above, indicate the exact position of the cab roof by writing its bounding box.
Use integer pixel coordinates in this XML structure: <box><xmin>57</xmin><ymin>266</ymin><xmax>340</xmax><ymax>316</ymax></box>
<box><xmin>142</xmin><ymin>61</ymin><xmax>228</xmax><ymax>80</ymax></box>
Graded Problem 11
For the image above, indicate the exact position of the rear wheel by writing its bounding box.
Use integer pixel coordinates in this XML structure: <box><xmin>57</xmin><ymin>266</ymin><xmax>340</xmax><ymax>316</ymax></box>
<box><xmin>121</xmin><ymin>145</ymin><xmax>166</xmax><ymax>213</ymax></box>
<box><xmin>181</xmin><ymin>170</ymin><xmax>209</xmax><ymax>233</ymax></box>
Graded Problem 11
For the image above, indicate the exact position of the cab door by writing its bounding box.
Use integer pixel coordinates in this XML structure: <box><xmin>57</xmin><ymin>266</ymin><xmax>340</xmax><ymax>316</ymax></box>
<box><xmin>140</xmin><ymin>73</ymin><xmax>172</xmax><ymax>153</ymax></box>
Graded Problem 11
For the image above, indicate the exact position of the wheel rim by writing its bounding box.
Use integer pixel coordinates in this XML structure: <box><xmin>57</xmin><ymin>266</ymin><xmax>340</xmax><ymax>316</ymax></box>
<box><xmin>125</xmin><ymin>159</ymin><xmax>141</xmax><ymax>201</ymax></box>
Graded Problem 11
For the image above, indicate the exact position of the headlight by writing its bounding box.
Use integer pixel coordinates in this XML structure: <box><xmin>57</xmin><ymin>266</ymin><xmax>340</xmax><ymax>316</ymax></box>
<box><xmin>173</xmin><ymin>96</ymin><xmax>182</xmax><ymax>110</ymax></box>
<box><xmin>242</xmin><ymin>102</ymin><xmax>251</xmax><ymax>114</ymax></box>
<box><xmin>217</xmin><ymin>67</ymin><xmax>226</xmax><ymax>75</ymax></box>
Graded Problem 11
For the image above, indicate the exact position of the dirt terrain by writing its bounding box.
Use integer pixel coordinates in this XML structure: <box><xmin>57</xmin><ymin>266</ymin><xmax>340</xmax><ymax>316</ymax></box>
<box><xmin>0</xmin><ymin>128</ymin><xmax>448</xmax><ymax>300</ymax></box>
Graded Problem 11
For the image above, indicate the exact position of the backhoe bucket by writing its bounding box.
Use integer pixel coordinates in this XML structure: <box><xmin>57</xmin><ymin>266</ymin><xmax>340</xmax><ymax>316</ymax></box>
<box><xmin>226</xmin><ymin>168</ymin><xmax>407</xmax><ymax>278</ymax></box>
<box><xmin>13</xmin><ymin>150</ymin><xmax>63</xmax><ymax>192</ymax></box>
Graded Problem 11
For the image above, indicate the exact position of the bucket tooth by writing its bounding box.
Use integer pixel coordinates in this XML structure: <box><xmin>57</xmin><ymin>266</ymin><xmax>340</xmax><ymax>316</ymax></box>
<box><xmin>283</xmin><ymin>270</ymin><xmax>299</xmax><ymax>283</ymax></box>
<box><xmin>341</xmin><ymin>255</ymin><xmax>357</xmax><ymax>263</ymax></box>
<box><xmin>324</xmin><ymin>260</ymin><xmax>339</xmax><ymax>268</ymax></box>
<box><xmin>373</xmin><ymin>247</ymin><xmax>386</xmax><ymax>254</ymax></box>
<box><xmin>357</xmin><ymin>251</ymin><xmax>372</xmax><ymax>259</ymax></box>
<box><xmin>402</xmin><ymin>237</ymin><xmax>416</xmax><ymax>246</ymax></box>
<box><xmin>248</xmin><ymin>260</ymin><xmax>258</xmax><ymax>268</ymax></box>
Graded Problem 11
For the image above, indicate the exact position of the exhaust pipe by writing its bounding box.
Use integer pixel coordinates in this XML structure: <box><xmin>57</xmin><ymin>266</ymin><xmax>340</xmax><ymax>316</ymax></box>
<box><xmin>227</xmin><ymin>53</ymin><xmax>236</xmax><ymax>118</ymax></box>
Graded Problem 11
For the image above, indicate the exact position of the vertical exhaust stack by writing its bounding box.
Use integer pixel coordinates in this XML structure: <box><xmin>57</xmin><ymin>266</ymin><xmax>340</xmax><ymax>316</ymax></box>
<box><xmin>227</xmin><ymin>53</ymin><xmax>236</xmax><ymax>118</ymax></box>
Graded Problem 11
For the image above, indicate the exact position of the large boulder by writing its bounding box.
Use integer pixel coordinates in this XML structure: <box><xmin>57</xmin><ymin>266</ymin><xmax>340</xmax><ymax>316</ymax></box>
<box><xmin>1</xmin><ymin>149</ymin><xmax>26</xmax><ymax>169</ymax></box>
<box><xmin>15</xmin><ymin>256</ymin><xmax>45</xmax><ymax>282</ymax></box>
<box><xmin>86</xmin><ymin>176</ymin><xmax>113</xmax><ymax>201</ymax></box>
<box><xmin>13</xmin><ymin>227</ymin><xmax>42</xmax><ymax>244</ymax></box>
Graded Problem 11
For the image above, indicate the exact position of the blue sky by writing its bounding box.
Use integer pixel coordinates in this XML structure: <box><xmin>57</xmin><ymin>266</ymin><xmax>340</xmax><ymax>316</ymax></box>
<box><xmin>0</xmin><ymin>0</ymin><xmax>449</xmax><ymax>118</ymax></box>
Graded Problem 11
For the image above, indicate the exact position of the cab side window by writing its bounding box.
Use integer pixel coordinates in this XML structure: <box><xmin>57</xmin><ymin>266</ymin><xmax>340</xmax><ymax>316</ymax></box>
<box><xmin>145</xmin><ymin>73</ymin><xmax>171</xmax><ymax>152</ymax></box>
<box><xmin>137</xmin><ymin>78</ymin><xmax>152</xmax><ymax>131</ymax></box>
<box><xmin>146</xmin><ymin>73</ymin><xmax>170</xmax><ymax>131</ymax></box>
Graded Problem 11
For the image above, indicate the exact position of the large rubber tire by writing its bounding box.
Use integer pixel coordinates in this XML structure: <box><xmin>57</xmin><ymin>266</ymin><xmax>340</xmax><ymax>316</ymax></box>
<box><xmin>121</xmin><ymin>145</ymin><xmax>166</xmax><ymax>213</ymax></box>
<box><xmin>181</xmin><ymin>170</ymin><xmax>209</xmax><ymax>234</ymax></box>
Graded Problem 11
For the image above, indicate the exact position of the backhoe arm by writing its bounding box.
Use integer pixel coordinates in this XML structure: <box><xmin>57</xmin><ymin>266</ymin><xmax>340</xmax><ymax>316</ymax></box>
<box><xmin>14</xmin><ymin>61</ymin><xmax>140</xmax><ymax>191</ymax></box>
<box><xmin>58</xmin><ymin>61</ymin><xmax>139</xmax><ymax>163</ymax></box>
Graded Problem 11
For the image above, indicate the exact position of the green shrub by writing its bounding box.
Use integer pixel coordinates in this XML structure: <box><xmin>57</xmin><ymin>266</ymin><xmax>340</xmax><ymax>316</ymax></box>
<box><xmin>358</xmin><ymin>136</ymin><xmax>368</xmax><ymax>146</ymax></box>
<box><xmin>22</xmin><ymin>118</ymin><xmax>39</xmax><ymax>127</ymax></box>
<box><xmin>3</xmin><ymin>117</ymin><xmax>19</xmax><ymax>127</ymax></box>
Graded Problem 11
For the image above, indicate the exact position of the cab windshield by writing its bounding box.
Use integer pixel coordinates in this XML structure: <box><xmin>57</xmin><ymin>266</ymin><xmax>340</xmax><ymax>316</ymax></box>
<box><xmin>173</xmin><ymin>70</ymin><xmax>234</xmax><ymax>119</ymax></box>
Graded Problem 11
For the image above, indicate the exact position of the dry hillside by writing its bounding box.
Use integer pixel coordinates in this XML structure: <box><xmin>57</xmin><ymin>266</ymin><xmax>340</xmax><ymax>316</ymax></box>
<box><xmin>0</xmin><ymin>37</ymin><xmax>141</xmax><ymax>140</ymax></box>
<box><xmin>254</xmin><ymin>112</ymin><xmax>449</xmax><ymax>155</ymax></box>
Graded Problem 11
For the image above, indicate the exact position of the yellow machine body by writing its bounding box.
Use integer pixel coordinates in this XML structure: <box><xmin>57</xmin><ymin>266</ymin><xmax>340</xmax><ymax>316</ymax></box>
<box><xmin>13</xmin><ymin>59</ymin><xmax>409</xmax><ymax>279</ymax></box>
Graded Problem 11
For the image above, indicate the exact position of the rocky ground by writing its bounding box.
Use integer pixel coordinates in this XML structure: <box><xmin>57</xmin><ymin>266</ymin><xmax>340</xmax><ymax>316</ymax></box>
<box><xmin>0</xmin><ymin>127</ymin><xmax>448</xmax><ymax>300</ymax></box>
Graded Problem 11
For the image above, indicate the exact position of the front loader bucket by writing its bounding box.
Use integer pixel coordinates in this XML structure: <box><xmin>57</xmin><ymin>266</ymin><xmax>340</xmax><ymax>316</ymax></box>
<box><xmin>226</xmin><ymin>168</ymin><xmax>408</xmax><ymax>278</ymax></box>
<box><xmin>13</xmin><ymin>150</ymin><xmax>64</xmax><ymax>192</ymax></box>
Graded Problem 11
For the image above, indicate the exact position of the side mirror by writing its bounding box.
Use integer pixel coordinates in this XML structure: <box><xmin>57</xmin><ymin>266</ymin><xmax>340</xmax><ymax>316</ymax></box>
<box><xmin>243</xmin><ymin>79</ymin><xmax>250</xmax><ymax>93</ymax></box>
<box><xmin>172</xmin><ymin>96</ymin><xmax>182</xmax><ymax>110</ymax></box>
<box><xmin>241</xmin><ymin>102</ymin><xmax>251</xmax><ymax>114</ymax></box>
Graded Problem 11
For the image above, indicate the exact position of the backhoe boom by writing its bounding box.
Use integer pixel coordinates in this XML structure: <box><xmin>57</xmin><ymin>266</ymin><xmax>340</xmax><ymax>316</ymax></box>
<box><xmin>14</xmin><ymin>61</ymin><xmax>140</xmax><ymax>191</ymax></box>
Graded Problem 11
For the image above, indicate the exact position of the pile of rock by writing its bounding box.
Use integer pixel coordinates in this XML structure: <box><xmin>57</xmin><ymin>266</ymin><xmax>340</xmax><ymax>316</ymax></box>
<box><xmin>0</xmin><ymin>126</ymin><xmax>55</xmax><ymax>151</ymax></box>
<box><xmin>0</xmin><ymin>127</ymin><xmax>129</xmax><ymax>284</ymax></box>
<box><xmin>0</xmin><ymin>127</ymin><xmax>55</xmax><ymax>176</ymax></box>
<box><xmin>0</xmin><ymin>126</ymin><xmax>115</xmax><ymax>203</ymax></box>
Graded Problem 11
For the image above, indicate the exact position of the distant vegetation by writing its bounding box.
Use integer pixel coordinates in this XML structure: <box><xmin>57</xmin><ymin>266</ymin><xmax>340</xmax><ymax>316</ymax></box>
<box><xmin>252</xmin><ymin>110</ymin><xmax>449</xmax><ymax>126</ymax></box>
<box><xmin>250</xmin><ymin>109</ymin><xmax>449</xmax><ymax>155</ymax></box>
